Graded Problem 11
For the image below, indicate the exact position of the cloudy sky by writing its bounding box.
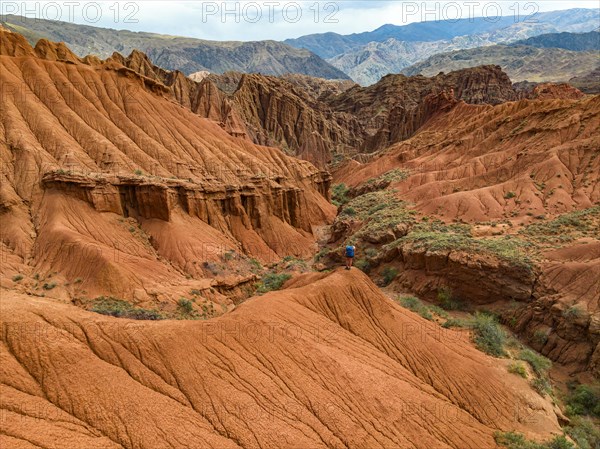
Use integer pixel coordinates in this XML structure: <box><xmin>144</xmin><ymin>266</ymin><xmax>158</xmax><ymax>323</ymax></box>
<box><xmin>3</xmin><ymin>1</ymin><xmax>599</xmax><ymax>41</ymax></box>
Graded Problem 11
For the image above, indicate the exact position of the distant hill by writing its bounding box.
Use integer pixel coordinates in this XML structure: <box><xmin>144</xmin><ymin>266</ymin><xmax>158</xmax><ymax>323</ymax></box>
<box><xmin>0</xmin><ymin>15</ymin><xmax>350</xmax><ymax>79</ymax></box>
<box><xmin>513</xmin><ymin>30</ymin><xmax>600</xmax><ymax>51</ymax></box>
<box><xmin>286</xmin><ymin>8</ymin><xmax>600</xmax><ymax>59</ymax></box>
<box><xmin>402</xmin><ymin>44</ymin><xmax>599</xmax><ymax>83</ymax></box>
<box><xmin>569</xmin><ymin>66</ymin><xmax>600</xmax><ymax>94</ymax></box>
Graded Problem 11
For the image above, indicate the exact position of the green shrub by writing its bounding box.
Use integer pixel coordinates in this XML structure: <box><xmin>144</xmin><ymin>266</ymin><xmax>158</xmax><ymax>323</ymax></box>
<box><xmin>331</xmin><ymin>183</ymin><xmax>350</xmax><ymax>206</ymax></box>
<box><xmin>545</xmin><ymin>436</ymin><xmax>574</xmax><ymax>449</ymax></box>
<box><xmin>505</xmin><ymin>191</ymin><xmax>517</xmax><ymax>199</ymax></box>
<box><xmin>342</xmin><ymin>206</ymin><xmax>357</xmax><ymax>216</ymax></box>
<box><xmin>508</xmin><ymin>362</ymin><xmax>528</xmax><ymax>378</ymax></box>
<box><xmin>315</xmin><ymin>248</ymin><xmax>330</xmax><ymax>262</ymax></box>
<box><xmin>442</xmin><ymin>318</ymin><xmax>470</xmax><ymax>328</ymax></box>
<box><xmin>12</xmin><ymin>274</ymin><xmax>23</xmax><ymax>282</ymax></box>
<box><xmin>565</xmin><ymin>384</ymin><xmax>600</xmax><ymax>417</ymax></box>
<box><xmin>494</xmin><ymin>431</ymin><xmax>542</xmax><ymax>449</ymax></box>
<box><xmin>532</xmin><ymin>329</ymin><xmax>549</xmax><ymax>345</ymax></box>
<box><xmin>427</xmin><ymin>305</ymin><xmax>449</xmax><ymax>319</ymax></box>
<box><xmin>437</xmin><ymin>286</ymin><xmax>467</xmax><ymax>311</ymax></box>
<box><xmin>42</xmin><ymin>282</ymin><xmax>57</xmax><ymax>290</ymax></box>
<box><xmin>563</xmin><ymin>305</ymin><xmax>585</xmax><ymax>320</ymax></box>
<box><xmin>472</xmin><ymin>312</ymin><xmax>506</xmax><ymax>357</ymax></box>
<box><xmin>396</xmin><ymin>296</ymin><xmax>433</xmax><ymax>321</ymax></box>
<box><xmin>89</xmin><ymin>297</ymin><xmax>163</xmax><ymax>320</ymax></box>
<box><xmin>566</xmin><ymin>415</ymin><xmax>600</xmax><ymax>449</ymax></box>
<box><xmin>354</xmin><ymin>259</ymin><xmax>371</xmax><ymax>273</ymax></box>
<box><xmin>256</xmin><ymin>273</ymin><xmax>292</xmax><ymax>294</ymax></box>
<box><xmin>177</xmin><ymin>298</ymin><xmax>194</xmax><ymax>314</ymax></box>
<box><xmin>381</xmin><ymin>267</ymin><xmax>398</xmax><ymax>286</ymax></box>
<box><xmin>363</xmin><ymin>169</ymin><xmax>409</xmax><ymax>187</ymax></box>
<box><xmin>134</xmin><ymin>169</ymin><xmax>143</xmax><ymax>176</ymax></box>
<box><xmin>532</xmin><ymin>377</ymin><xmax>553</xmax><ymax>396</ymax></box>
<box><xmin>494</xmin><ymin>431</ymin><xmax>574</xmax><ymax>449</ymax></box>
<box><xmin>518</xmin><ymin>349</ymin><xmax>551</xmax><ymax>376</ymax></box>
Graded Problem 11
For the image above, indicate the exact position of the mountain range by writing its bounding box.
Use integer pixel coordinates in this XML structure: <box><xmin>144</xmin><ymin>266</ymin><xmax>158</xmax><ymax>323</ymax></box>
<box><xmin>402</xmin><ymin>41</ymin><xmax>599</xmax><ymax>83</ymax></box>
<box><xmin>2</xmin><ymin>8</ymin><xmax>599</xmax><ymax>85</ymax></box>
<box><xmin>314</xmin><ymin>9</ymin><xmax>600</xmax><ymax>85</ymax></box>
<box><xmin>0</xmin><ymin>14</ymin><xmax>350</xmax><ymax>79</ymax></box>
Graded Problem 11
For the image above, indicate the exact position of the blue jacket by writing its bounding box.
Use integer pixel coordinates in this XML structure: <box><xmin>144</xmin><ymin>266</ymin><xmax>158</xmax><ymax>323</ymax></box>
<box><xmin>345</xmin><ymin>246</ymin><xmax>355</xmax><ymax>257</ymax></box>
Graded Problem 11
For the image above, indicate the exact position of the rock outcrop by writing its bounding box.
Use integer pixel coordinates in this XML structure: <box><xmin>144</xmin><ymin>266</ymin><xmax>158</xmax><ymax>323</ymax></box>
<box><xmin>0</xmin><ymin>27</ymin><xmax>335</xmax><ymax>300</ymax></box>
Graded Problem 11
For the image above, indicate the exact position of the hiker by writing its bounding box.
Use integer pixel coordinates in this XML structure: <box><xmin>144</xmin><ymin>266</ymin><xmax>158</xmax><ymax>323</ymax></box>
<box><xmin>345</xmin><ymin>244</ymin><xmax>355</xmax><ymax>270</ymax></box>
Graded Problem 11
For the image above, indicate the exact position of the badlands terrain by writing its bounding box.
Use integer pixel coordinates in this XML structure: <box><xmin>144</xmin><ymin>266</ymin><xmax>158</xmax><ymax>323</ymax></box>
<box><xmin>1</xmin><ymin>21</ymin><xmax>599</xmax><ymax>449</ymax></box>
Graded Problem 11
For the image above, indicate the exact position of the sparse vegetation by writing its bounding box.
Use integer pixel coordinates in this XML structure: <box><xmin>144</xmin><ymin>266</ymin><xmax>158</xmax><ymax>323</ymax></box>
<box><xmin>494</xmin><ymin>431</ymin><xmax>574</xmax><ymax>449</ymax></box>
<box><xmin>331</xmin><ymin>183</ymin><xmax>350</xmax><ymax>206</ymax></box>
<box><xmin>508</xmin><ymin>362</ymin><xmax>528</xmax><ymax>378</ymax></box>
<box><xmin>42</xmin><ymin>282</ymin><xmax>57</xmax><ymax>290</ymax></box>
<box><xmin>532</xmin><ymin>328</ymin><xmax>549</xmax><ymax>345</ymax></box>
<box><xmin>427</xmin><ymin>305</ymin><xmax>449</xmax><ymax>319</ymax></box>
<box><xmin>223</xmin><ymin>250</ymin><xmax>236</xmax><ymax>261</ymax></box>
<box><xmin>177</xmin><ymin>298</ymin><xmax>194</xmax><ymax>315</ymax></box>
<box><xmin>338</xmin><ymin>190</ymin><xmax>416</xmax><ymax>242</ymax></box>
<box><xmin>436</xmin><ymin>286</ymin><xmax>468</xmax><ymax>311</ymax></box>
<box><xmin>471</xmin><ymin>312</ymin><xmax>506</xmax><ymax>357</ymax></box>
<box><xmin>565</xmin><ymin>415</ymin><xmax>600</xmax><ymax>449</ymax></box>
<box><xmin>531</xmin><ymin>377</ymin><xmax>553</xmax><ymax>396</ymax></box>
<box><xmin>12</xmin><ymin>274</ymin><xmax>23</xmax><ymax>282</ymax></box>
<box><xmin>442</xmin><ymin>317</ymin><xmax>471</xmax><ymax>328</ymax></box>
<box><xmin>563</xmin><ymin>305</ymin><xmax>586</xmax><ymax>320</ymax></box>
<box><xmin>565</xmin><ymin>383</ymin><xmax>600</xmax><ymax>418</ymax></box>
<box><xmin>341</xmin><ymin>206</ymin><xmax>357</xmax><ymax>216</ymax></box>
<box><xmin>354</xmin><ymin>259</ymin><xmax>371</xmax><ymax>273</ymax></box>
<box><xmin>398</xmin><ymin>231</ymin><xmax>534</xmax><ymax>271</ymax></box>
<box><xmin>518</xmin><ymin>349</ymin><xmax>551</xmax><ymax>376</ymax></box>
<box><xmin>314</xmin><ymin>248</ymin><xmax>330</xmax><ymax>262</ymax></box>
<box><xmin>256</xmin><ymin>273</ymin><xmax>292</xmax><ymax>294</ymax></box>
<box><xmin>504</xmin><ymin>191</ymin><xmax>517</xmax><ymax>199</ymax></box>
<box><xmin>363</xmin><ymin>169</ymin><xmax>409</xmax><ymax>187</ymax></box>
<box><xmin>519</xmin><ymin>207</ymin><xmax>600</xmax><ymax>246</ymax></box>
<box><xmin>88</xmin><ymin>297</ymin><xmax>163</xmax><ymax>320</ymax></box>
<box><xmin>396</xmin><ymin>296</ymin><xmax>433</xmax><ymax>321</ymax></box>
<box><xmin>381</xmin><ymin>267</ymin><xmax>398</xmax><ymax>286</ymax></box>
<box><xmin>248</xmin><ymin>258</ymin><xmax>263</xmax><ymax>273</ymax></box>
<box><xmin>517</xmin><ymin>349</ymin><xmax>552</xmax><ymax>397</ymax></box>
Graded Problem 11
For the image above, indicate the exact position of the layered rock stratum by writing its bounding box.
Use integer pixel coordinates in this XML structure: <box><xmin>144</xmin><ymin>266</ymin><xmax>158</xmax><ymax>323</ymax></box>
<box><xmin>0</xmin><ymin>28</ymin><xmax>335</xmax><ymax>302</ymax></box>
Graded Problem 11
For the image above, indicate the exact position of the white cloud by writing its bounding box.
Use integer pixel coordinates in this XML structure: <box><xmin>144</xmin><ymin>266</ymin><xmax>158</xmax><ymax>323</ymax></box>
<box><xmin>3</xmin><ymin>1</ymin><xmax>599</xmax><ymax>41</ymax></box>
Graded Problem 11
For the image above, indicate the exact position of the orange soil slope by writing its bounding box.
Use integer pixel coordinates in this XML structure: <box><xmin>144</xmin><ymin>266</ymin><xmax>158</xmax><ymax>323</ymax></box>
<box><xmin>1</xmin><ymin>269</ymin><xmax>561</xmax><ymax>449</ymax></box>
<box><xmin>336</xmin><ymin>96</ymin><xmax>599</xmax><ymax>222</ymax></box>
<box><xmin>0</xmin><ymin>28</ymin><xmax>335</xmax><ymax>300</ymax></box>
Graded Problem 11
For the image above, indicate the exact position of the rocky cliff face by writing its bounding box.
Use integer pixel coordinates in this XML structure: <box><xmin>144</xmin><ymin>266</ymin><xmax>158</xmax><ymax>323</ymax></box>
<box><xmin>327</xmin><ymin>65</ymin><xmax>518</xmax><ymax>154</ymax></box>
<box><xmin>0</xmin><ymin>27</ymin><xmax>335</xmax><ymax>301</ymax></box>
<box><xmin>199</xmin><ymin>65</ymin><xmax>521</xmax><ymax>165</ymax></box>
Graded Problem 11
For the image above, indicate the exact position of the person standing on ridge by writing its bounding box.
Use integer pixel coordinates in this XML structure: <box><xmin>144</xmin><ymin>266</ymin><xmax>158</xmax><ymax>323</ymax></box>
<box><xmin>345</xmin><ymin>244</ymin><xmax>356</xmax><ymax>270</ymax></box>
